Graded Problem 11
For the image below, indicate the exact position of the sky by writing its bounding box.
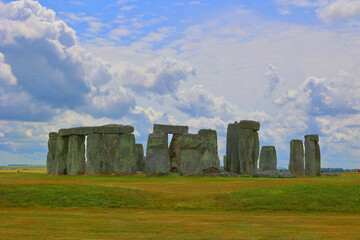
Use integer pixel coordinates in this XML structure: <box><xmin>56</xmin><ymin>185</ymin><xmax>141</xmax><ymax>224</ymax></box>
<box><xmin>0</xmin><ymin>0</ymin><xmax>360</xmax><ymax>168</ymax></box>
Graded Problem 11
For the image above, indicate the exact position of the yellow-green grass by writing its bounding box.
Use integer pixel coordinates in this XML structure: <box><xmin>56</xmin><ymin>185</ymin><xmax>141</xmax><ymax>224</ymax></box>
<box><xmin>0</xmin><ymin>171</ymin><xmax>359</xmax><ymax>239</ymax></box>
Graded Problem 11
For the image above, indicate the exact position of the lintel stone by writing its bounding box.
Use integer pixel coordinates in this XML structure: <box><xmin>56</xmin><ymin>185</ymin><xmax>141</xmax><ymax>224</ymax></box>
<box><xmin>305</xmin><ymin>134</ymin><xmax>319</xmax><ymax>142</ymax></box>
<box><xmin>239</xmin><ymin>120</ymin><xmax>260</xmax><ymax>131</ymax></box>
<box><xmin>58</xmin><ymin>124</ymin><xmax>134</xmax><ymax>136</ymax></box>
<box><xmin>153</xmin><ymin>124</ymin><xmax>188</xmax><ymax>134</ymax></box>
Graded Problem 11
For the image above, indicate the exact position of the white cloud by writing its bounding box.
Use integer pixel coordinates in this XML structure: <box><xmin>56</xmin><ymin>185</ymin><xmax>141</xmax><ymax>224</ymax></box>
<box><xmin>0</xmin><ymin>52</ymin><xmax>17</xmax><ymax>85</ymax></box>
<box><xmin>122</xmin><ymin>57</ymin><xmax>195</xmax><ymax>95</ymax></box>
<box><xmin>317</xmin><ymin>0</ymin><xmax>360</xmax><ymax>22</ymax></box>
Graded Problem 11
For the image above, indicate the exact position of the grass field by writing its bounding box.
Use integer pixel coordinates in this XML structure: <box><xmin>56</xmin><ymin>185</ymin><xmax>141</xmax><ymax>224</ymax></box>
<box><xmin>0</xmin><ymin>169</ymin><xmax>359</xmax><ymax>239</ymax></box>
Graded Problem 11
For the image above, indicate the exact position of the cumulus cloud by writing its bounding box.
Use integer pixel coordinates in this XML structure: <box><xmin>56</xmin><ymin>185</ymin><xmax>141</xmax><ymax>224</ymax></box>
<box><xmin>122</xmin><ymin>57</ymin><xmax>195</xmax><ymax>95</ymax></box>
<box><xmin>0</xmin><ymin>0</ymin><xmax>134</xmax><ymax>121</ymax></box>
<box><xmin>174</xmin><ymin>85</ymin><xmax>239</xmax><ymax>119</ymax></box>
<box><xmin>317</xmin><ymin>0</ymin><xmax>360</xmax><ymax>22</ymax></box>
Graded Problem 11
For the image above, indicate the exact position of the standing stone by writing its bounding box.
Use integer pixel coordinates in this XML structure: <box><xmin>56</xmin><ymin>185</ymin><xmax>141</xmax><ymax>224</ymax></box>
<box><xmin>145</xmin><ymin>132</ymin><xmax>170</xmax><ymax>175</ymax></box>
<box><xmin>169</xmin><ymin>134</ymin><xmax>182</xmax><ymax>173</ymax></box>
<box><xmin>86</xmin><ymin>134</ymin><xmax>108</xmax><ymax>175</ymax></box>
<box><xmin>305</xmin><ymin>135</ymin><xmax>321</xmax><ymax>176</ymax></box>
<box><xmin>180</xmin><ymin>134</ymin><xmax>203</xmax><ymax>176</ymax></box>
<box><xmin>66</xmin><ymin>135</ymin><xmax>85</xmax><ymax>175</ymax></box>
<box><xmin>253</xmin><ymin>131</ymin><xmax>260</xmax><ymax>171</ymax></box>
<box><xmin>238</xmin><ymin>128</ymin><xmax>255</xmax><ymax>175</ymax></box>
<box><xmin>46</xmin><ymin>132</ymin><xmax>58</xmax><ymax>174</ymax></box>
<box><xmin>198</xmin><ymin>129</ymin><xmax>220</xmax><ymax>170</ymax></box>
<box><xmin>223</xmin><ymin>155</ymin><xmax>227</xmax><ymax>170</ymax></box>
<box><xmin>103</xmin><ymin>134</ymin><xmax>118</xmax><ymax>173</ymax></box>
<box><xmin>259</xmin><ymin>146</ymin><xmax>277</xmax><ymax>171</ymax></box>
<box><xmin>52</xmin><ymin>136</ymin><xmax>69</xmax><ymax>175</ymax></box>
<box><xmin>135</xmin><ymin>143</ymin><xmax>144</xmax><ymax>172</ymax></box>
<box><xmin>226</xmin><ymin>122</ymin><xmax>241</xmax><ymax>173</ymax></box>
<box><xmin>289</xmin><ymin>140</ymin><xmax>304</xmax><ymax>176</ymax></box>
<box><xmin>114</xmin><ymin>133</ymin><xmax>136</xmax><ymax>175</ymax></box>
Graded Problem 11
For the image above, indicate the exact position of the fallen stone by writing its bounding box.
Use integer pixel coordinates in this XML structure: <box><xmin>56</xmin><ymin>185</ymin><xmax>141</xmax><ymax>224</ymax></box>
<box><xmin>103</xmin><ymin>134</ymin><xmax>118</xmax><ymax>173</ymax></box>
<box><xmin>305</xmin><ymin>134</ymin><xmax>319</xmax><ymax>142</ymax></box>
<box><xmin>289</xmin><ymin>139</ymin><xmax>304</xmax><ymax>176</ymax></box>
<box><xmin>52</xmin><ymin>136</ymin><xmax>69</xmax><ymax>175</ymax></box>
<box><xmin>203</xmin><ymin>167</ymin><xmax>220</xmax><ymax>174</ymax></box>
<box><xmin>322</xmin><ymin>173</ymin><xmax>341</xmax><ymax>177</ymax></box>
<box><xmin>305</xmin><ymin>137</ymin><xmax>321</xmax><ymax>176</ymax></box>
<box><xmin>153</xmin><ymin>124</ymin><xmax>188</xmax><ymax>134</ymax></box>
<box><xmin>145</xmin><ymin>132</ymin><xmax>170</xmax><ymax>175</ymax></box>
<box><xmin>46</xmin><ymin>132</ymin><xmax>58</xmax><ymax>174</ymax></box>
<box><xmin>259</xmin><ymin>146</ymin><xmax>277</xmax><ymax>171</ymax></box>
<box><xmin>198</xmin><ymin>129</ymin><xmax>220</xmax><ymax>170</ymax></box>
<box><xmin>252</xmin><ymin>170</ymin><xmax>281</xmax><ymax>178</ymax></box>
<box><xmin>136</xmin><ymin>171</ymin><xmax>144</xmax><ymax>175</ymax></box>
<box><xmin>135</xmin><ymin>143</ymin><xmax>144</xmax><ymax>172</ymax></box>
<box><xmin>58</xmin><ymin>124</ymin><xmax>134</xmax><ymax>136</ymax></box>
<box><xmin>114</xmin><ymin>133</ymin><xmax>137</xmax><ymax>175</ymax></box>
<box><xmin>169</xmin><ymin>134</ymin><xmax>182</xmax><ymax>173</ymax></box>
<box><xmin>280</xmin><ymin>172</ymin><xmax>298</xmax><ymax>178</ymax></box>
<box><xmin>86</xmin><ymin>134</ymin><xmax>108</xmax><ymax>175</ymax></box>
<box><xmin>66</xmin><ymin>135</ymin><xmax>86</xmax><ymax>175</ymax></box>
<box><xmin>239</xmin><ymin>120</ymin><xmax>260</xmax><ymax>131</ymax></box>
<box><xmin>180</xmin><ymin>134</ymin><xmax>203</xmax><ymax>176</ymax></box>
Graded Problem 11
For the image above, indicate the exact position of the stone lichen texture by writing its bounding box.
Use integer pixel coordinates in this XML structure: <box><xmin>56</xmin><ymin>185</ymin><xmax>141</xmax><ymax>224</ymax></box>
<box><xmin>86</xmin><ymin>134</ymin><xmax>108</xmax><ymax>175</ymax></box>
<box><xmin>114</xmin><ymin>133</ymin><xmax>137</xmax><ymax>175</ymax></box>
<box><xmin>305</xmin><ymin>135</ymin><xmax>321</xmax><ymax>176</ymax></box>
<box><xmin>66</xmin><ymin>135</ymin><xmax>86</xmax><ymax>175</ymax></box>
<box><xmin>46</xmin><ymin>132</ymin><xmax>58</xmax><ymax>174</ymax></box>
<box><xmin>198</xmin><ymin>129</ymin><xmax>220</xmax><ymax>170</ymax></box>
<box><xmin>289</xmin><ymin>139</ymin><xmax>304</xmax><ymax>176</ymax></box>
<box><xmin>145</xmin><ymin>132</ymin><xmax>170</xmax><ymax>175</ymax></box>
<box><xmin>259</xmin><ymin>146</ymin><xmax>277</xmax><ymax>171</ymax></box>
<box><xmin>180</xmin><ymin>133</ymin><xmax>203</xmax><ymax>176</ymax></box>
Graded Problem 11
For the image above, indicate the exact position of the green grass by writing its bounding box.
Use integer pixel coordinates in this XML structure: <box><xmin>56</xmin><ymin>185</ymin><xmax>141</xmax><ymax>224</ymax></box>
<box><xmin>0</xmin><ymin>171</ymin><xmax>359</xmax><ymax>239</ymax></box>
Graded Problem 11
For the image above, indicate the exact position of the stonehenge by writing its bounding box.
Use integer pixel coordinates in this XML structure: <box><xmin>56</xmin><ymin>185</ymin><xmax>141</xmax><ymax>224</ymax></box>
<box><xmin>226</xmin><ymin>120</ymin><xmax>260</xmax><ymax>175</ymax></box>
<box><xmin>259</xmin><ymin>146</ymin><xmax>277</xmax><ymax>171</ymax></box>
<box><xmin>289</xmin><ymin>140</ymin><xmax>304</xmax><ymax>176</ymax></box>
<box><xmin>46</xmin><ymin>121</ymin><xmax>322</xmax><ymax>177</ymax></box>
<box><xmin>305</xmin><ymin>134</ymin><xmax>321</xmax><ymax>176</ymax></box>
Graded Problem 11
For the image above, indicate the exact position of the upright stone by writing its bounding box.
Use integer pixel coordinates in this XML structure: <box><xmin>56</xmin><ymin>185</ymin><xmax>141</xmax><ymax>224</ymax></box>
<box><xmin>253</xmin><ymin>132</ymin><xmax>260</xmax><ymax>171</ymax></box>
<box><xmin>198</xmin><ymin>129</ymin><xmax>220</xmax><ymax>170</ymax></box>
<box><xmin>238</xmin><ymin>128</ymin><xmax>255</xmax><ymax>175</ymax></box>
<box><xmin>66</xmin><ymin>135</ymin><xmax>85</xmax><ymax>175</ymax></box>
<box><xmin>103</xmin><ymin>134</ymin><xmax>118</xmax><ymax>173</ymax></box>
<box><xmin>223</xmin><ymin>155</ymin><xmax>227</xmax><ymax>170</ymax></box>
<box><xmin>259</xmin><ymin>146</ymin><xmax>277</xmax><ymax>171</ymax></box>
<box><xmin>226</xmin><ymin>122</ymin><xmax>241</xmax><ymax>173</ymax></box>
<box><xmin>86</xmin><ymin>134</ymin><xmax>108</xmax><ymax>175</ymax></box>
<box><xmin>305</xmin><ymin>135</ymin><xmax>321</xmax><ymax>176</ymax></box>
<box><xmin>114</xmin><ymin>133</ymin><xmax>137</xmax><ymax>175</ymax></box>
<box><xmin>135</xmin><ymin>143</ymin><xmax>144</xmax><ymax>172</ymax></box>
<box><xmin>52</xmin><ymin>136</ymin><xmax>69</xmax><ymax>175</ymax></box>
<box><xmin>145</xmin><ymin>132</ymin><xmax>170</xmax><ymax>175</ymax></box>
<box><xmin>289</xmin><ymin>140</ymin><xmax>304</xmax><ymax>176</ymax></box>
<box><xmin>169</xmin><ymin>134</ymin><xmax>182</xmax><ymax>173</ymax></box>
<box><xmin>180</xmin><ymin>134</ymin><xmax>202</xmax><ymax>176</ymax></box>
<box><xmin>46</xmin><ymin>132</ymin><xmax>58</xmax><ymax>174</ymax></box>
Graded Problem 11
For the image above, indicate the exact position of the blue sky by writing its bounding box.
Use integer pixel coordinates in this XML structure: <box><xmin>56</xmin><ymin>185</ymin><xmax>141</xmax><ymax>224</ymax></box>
<box><xmin>1</xmin><ymin>0</ymin><xmax>360</xmax><ymax>168</ymax></box>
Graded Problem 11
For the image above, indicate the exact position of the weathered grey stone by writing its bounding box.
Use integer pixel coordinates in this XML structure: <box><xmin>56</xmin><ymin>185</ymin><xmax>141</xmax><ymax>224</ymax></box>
<box><xmin>253</xmin><ymin>131</ymin><xmax>260</xmax><ymax>171</ymax></box>
<box><xmin>226</xmin><ymin>123</ymin><xmax>241</xmax><ymax>173</ymax></box>
<box><xmin>145</xmin><ymin>132</ymin><xmax>170</xmax><ymax>175</ymax></box>
<box><xmin>305</xmin><ymin>134</ymin><xmax>319</xmax><ymax>142</ymax></box>
<box><xmin>289</xmin><ymin>139</ymin><xmax>304</xmax><ymax>176</ymax></box>
<box><xmin>153</xmin><ymin>124</ymin><xmax>188</xmax><ymax>134</ymax></box>
<box><xmin>223</xmin><ymin>155</ymin><xmax>227</xmax><ymax>170</ymax></box>
<box><xmin>280</xmin><ymin>172</ymin><xmax>298</xmax><ymax>178</ymax></box>
<box><xmin>66</xmin><ymin>135</ymin><xmax>85</xmax><ymax>175</ymax></box>
<box><xmin>322</xmin><ymin>173</ymin><xmax>341</xmax><ymax>177</ymax></box>
<box><xmin>305</xmin><ymin>138</ymin><xmax>321</xmax><ymax>176</ymax></box>
<box><xmin>86</xmin><ymin>134</ymin><xmax>108</xmax><ymax>175</ymax></box>
<box><xmin>46</xmin><ymin>132</ymin><xmax>58</xmax><ymax>174</ymax></box>
<box><xmin>135</xmin><ymin>143</ymin><xmax>144</xmax><ymax>172</ymax></box>
<box><xmin>180</xmin><ymin>134</ymin><xmax>203</xmax><ymax>176</ymax></box>
<box><xmin>103</xmin><ymin>134</ymin><xmax>118</xmax><ymax>173</ymax></box>
<box><xmin>114</xmin><ymin>133</ymin><xmax>136</xmax><ymax>175</ymax></box>
<box><xmin>52</xmin><ymin>136</ymin><xmax>69</xmax><ymax>175</ymax></box>
<box><xmin>259</xmin><ymin>146</ymin><xmax>277</xmax><ymax>171</ymax></box>
<box><xmin>198</xmin><ymin>129</ymin><xmax>220</xmax><ymax>170</ymax></box>
<box><xmin>169</xmin><ymin>134</ymin><xmax>182</xmax><ymax>173</ymax></box>
<box><xmin>58</xmin><ymin>124</ymin><xmax>134</xmax><ymax>136</ymax></box>
<box><xmin>252</xmin><ymin>170</ymin><xmax>281</xmax><ymax>178</ymax></box>
<box><xmin>239</xmin><ymin>120</ymin><xmax>260</xmax><ymax>131</ymax></box>
<box><xmin>238</xmin><ymin>128</ymin><xmax>256</xmax><ymax>175</ymax></box>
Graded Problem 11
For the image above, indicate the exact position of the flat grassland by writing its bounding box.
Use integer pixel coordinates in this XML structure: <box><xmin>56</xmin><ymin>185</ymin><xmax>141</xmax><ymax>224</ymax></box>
<box><xmin>0</xmin><ymin>169</ymin><xmax>359</xmax><ymax>239</ymax></box>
